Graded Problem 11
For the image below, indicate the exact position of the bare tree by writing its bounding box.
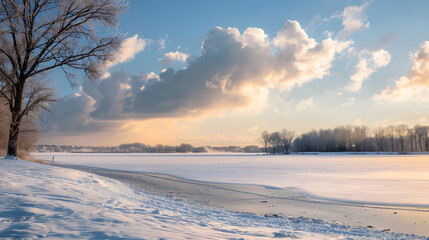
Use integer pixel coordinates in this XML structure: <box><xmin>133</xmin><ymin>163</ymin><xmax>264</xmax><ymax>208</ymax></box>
<box><xmin>415</xmin><ymin>125</ymin><xmax>428</xmax><ymax>151</ymax></box>
<box><xmin>0</xmin><ymin>0</ymin><xmax>126</xmax><ymax>158</ymax></box>
<box><xmin>352</xmin><ymin>125</ymin><xmax>370</xmax><ymax>151</ymax></box>
<box><xmin>395</xmin><ymin>124</ymin><xmax>408</xmax><ymax>152</ymax></box>
<box><xmin>260</xmin><ymin>131</ymin><xmax>270</xmax><ymax>154</ymax></box>
<box><xmin>333</xmin><ymin>126</ymin><xmax>352</xmax><ymax>151</ymax></box>
<box><xmin>268</xmin><ymin>132</ymin><xmax>280</xmax><ymax>154</ymax></box>
<box><xmin>373</xmin><ymin>127</ymin><xmax>386</xmax><ymax>152</ymax></box>
<box><xmin>280</xmin><ymin>129</ymin><xmax>295</xmax><ymax>154</ymax></box>
<box><xmin>385</xmin><ymin>125</ymin><xmax>396</xmax><ymax>152</ymax></box>
<box><xmin>423</xmin><ymin>127</ymin><xmax>429</xmax><ymax>152</ymax></box>
<box><xmin>407</xmin><ymin>128</ymin><xmax>417</xmax><ymax>152</ymax></box>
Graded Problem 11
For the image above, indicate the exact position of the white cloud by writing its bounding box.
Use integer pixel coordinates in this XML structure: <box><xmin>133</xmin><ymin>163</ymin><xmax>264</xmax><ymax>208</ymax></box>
<box><xmin>347</xmin><ymin>47</ymin><xmax>358</xmax><ymax>56</ymax></box>
<box><xmin>159</xmin><ymin>51</ymin><xmax>189</xmax><ymax>67</ymax></box>
<box><xmin>337</xmin><ymin>3</ymin><xmax>369</xmax><ymax>38</ymax></box>
<box><xmin>296</xmin><ymin>96</ymin><xmax>314</xmax><ymax>110</ymax></box>
<box><xmin>372</xmin><ymin>49</ymin><xmax>391</xmax><ymax>68</ymax></box>
<box><xmin>273</xmin><ymin>21</ymin><xmax>351</xmax><ymax>90</ymax></box>
<box><xmin>346</xmin><ymin>49</ymin><xmax>391</xmax><ymax>92</ymax></box>
<box><xmin>159</xmin><ymin>35</ymin><xmax>168</xmax><ymax>50</ymax></box>
<box><xmin>374</xmin><ymin>42</ymin><xmax>429</xmax><ymax>102</ymax></box>
<box><xmin>323</xmin><ymin>31</ymin><xmax>333</xmax><ymax>38</ymax></box>
<box><xmin>113</xmin><ymin>35</ymin><xmax>147</xmax><ymax>64</ymax></box>
<box><xmin>100</xmin><ymin>34</ymin><xmax>147</xmax><ymax>78</ymax></box>
<box><xmin>341</xmin><ymin>97</ymin><xmax>355</xmax><ymax>107</ymax></box>
<box><xmin>124</xmin><ymin>21</ymin><xmax>349</xmax><ymax>118</ymax></box>
<box><xmin>48</xmin><ymin>20</ymin><xmax>350</xmax><ymax>124</ymax></box>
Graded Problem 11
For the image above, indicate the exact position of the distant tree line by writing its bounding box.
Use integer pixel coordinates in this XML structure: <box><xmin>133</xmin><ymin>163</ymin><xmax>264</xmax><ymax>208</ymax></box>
<box><xmin>261</xmin><ymin>124</ymin><xmax>429</xmax><ymax>154</ymax></box>
<box><xmin>36</xmin><ymin>124</ymin><xmax>429</xmax><ymax>154</ymax></box>
<box><xmin>38</xmin><ymin>143</ymin><xmax>262</xmax><ymax>153</ymax></box>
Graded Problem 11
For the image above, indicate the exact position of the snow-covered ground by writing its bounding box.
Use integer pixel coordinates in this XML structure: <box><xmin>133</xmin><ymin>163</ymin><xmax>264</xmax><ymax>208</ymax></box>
<box><xmin>34</xmin><ymin>153</ymin><xmax>429</xmax><ymax>206</ymax></box>
<box><xmin>1</xmin><ymin>158</ymin><xmax>424</xmax><ymax>239</ymax></box>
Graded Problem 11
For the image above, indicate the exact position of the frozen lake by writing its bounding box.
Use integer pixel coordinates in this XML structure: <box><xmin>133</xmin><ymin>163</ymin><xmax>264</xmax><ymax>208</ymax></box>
<box><xmin>34</xmin><ymin>152</ymin><xmax>429</xmax><ymax>206</ymax></box>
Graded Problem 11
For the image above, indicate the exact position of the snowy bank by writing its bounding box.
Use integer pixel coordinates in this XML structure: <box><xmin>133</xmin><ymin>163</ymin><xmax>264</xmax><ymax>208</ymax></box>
<box><xmin>0</xmin><ymin>159</ymin><xmax>425</xmax><ymax>239</ymax></box>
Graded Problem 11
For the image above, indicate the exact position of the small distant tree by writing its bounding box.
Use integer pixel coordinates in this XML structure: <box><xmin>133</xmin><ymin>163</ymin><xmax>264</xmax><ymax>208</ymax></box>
<box><xmin>280</xmin><ymin>129</ymin><xmax>295</xmax><ymax>154</ymax></box>
<box><xmin>268</xmin><ymin>132</ymin><xmax>281</xmax><ymax>154</ymax></box>
<box><xmin>373</xmin><ymin>127</ymin><xmax>386</xmax><ymax>152</ymax></box>
<box><xmin>407</xmin><ymin>128</ymin><xmax>417</xmax><ymax>152</ymax></box>
<box><xmin>244</xmin><ymin>145</ymin><xmax>259</xmax><ymax>153</ymax></box>
<box><xmin>415</xmin><ymin>125</ymin><xmax>429</xmax><ymax>151</ymax></box>
<box><xmin>333</xmin><ymin>126</ymin><xmax>352</xmax><ymax>151</ymax></box>
<box><xmin>352</xmin><ymin>126</ymin><xmax>370</xmax><ymax>151</ymax></box>
<box><xmin>395</xmin><ymin>124</ymin><xmax>408</xmax><ymax>152</ymax></box>
<box><xmin>385</xmin><ymin>125</ymin><xmax>396</xmax><ymax>152</ymax></box>
<box><xmin>177</xmin><ymin>143</ymin><xmax>193</xmax><ymax>153</ymax></box>
<box><xmin>155</xmin><ymin>144</ymin><xmax>165</xmax><ymax>153</ymax></box>
<box><xmin>260</xmin><ymin>131</ymin><xmax>270</xmax><ymax>154</ymax></box>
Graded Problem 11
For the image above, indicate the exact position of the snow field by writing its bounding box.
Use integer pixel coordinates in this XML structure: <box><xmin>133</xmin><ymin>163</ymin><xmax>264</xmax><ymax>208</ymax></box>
<box><xmin>1</xmin><ymin>158</ymin><xmax>423</xmax><ymax>239</ymax></box>
<box><xmin>34</xmin><ymin>153</ymin><xmax>429</xmax><ymax>206</ymax></box>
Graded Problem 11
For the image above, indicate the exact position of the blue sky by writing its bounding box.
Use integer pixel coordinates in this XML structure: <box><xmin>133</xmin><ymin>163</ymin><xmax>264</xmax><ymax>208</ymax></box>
<box><xmin>43</xmin><ymin>0</ymin><xmax>429</xmax><ymax>146</ymax></box>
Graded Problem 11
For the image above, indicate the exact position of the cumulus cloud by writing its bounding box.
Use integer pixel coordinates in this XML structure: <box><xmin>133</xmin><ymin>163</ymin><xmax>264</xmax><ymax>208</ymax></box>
<box><xmin>296</xmin><ymin>96</ymin><xmax>314</xmax><ymax>110</ymax></box>
<box><xmin>46</xmin><ymin>20</ymin><xmax>350</xmax><ymax>131</ymax></box>
<box><xmin>85</xmin><ymin>72</ymin><xmax>160</xmax><ymax>120</ymax></box>
<box><xmin>128</xmin><ymin>21</ymin><xmax>349</xmax><ymax>118</ymax></box>
<box><xmin>159</xmin><ymin>51</ymin><xmax>189</xmax><ymax>67</ymax></box>
<box><xmin>43</xmin><ymin>93</ymin><xmax>94</xmax><ymax>132</ymax></box>
<box><xmin>44</xmin><ymin>72</ymin><xmax>160</xmax><ymax>132</ymax></box>
<box><xmin>373</xmin><ymin>42</ymin><xmax>429</xmax><ymax>102</ymax></box>
<box><xmin>337</xmin><ymin>3</ymin><xmax>369</xmax><ymax>38</ymax></box>
<box><xmin>100</xmin><ymin>34</ymin><xmax>147</xmax><ymax>78</ymax></box>
<box><xmin>273</xmin><ymin>22</ymin><xmax>351</xmax><ymax>89</ymax></box>
<box><xmin>346</xmin><ymin>49</ymin><xmax>391</xmax><ymax>92</ymax></box>
<box><xmin>42</xmin><ymin>93</ymin><xmax>120</xmax><ymax>133</ymax></box>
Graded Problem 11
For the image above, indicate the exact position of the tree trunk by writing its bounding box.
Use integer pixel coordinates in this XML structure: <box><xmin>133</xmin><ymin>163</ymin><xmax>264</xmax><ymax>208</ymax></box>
<box><xmin>418</xmin><ymin>138</ymin><xmax>423</xmax><ymax>151</ymax></box>
<box><xmin>6</xmin><ymin>122</ymin><xmax>20</xmax><ymax>158</ymax></box>
<box><xmin>6</xmin><ymin>85</ymin><xmax>23</xmax><ymax>159</ymax></box>
<box><xmin>425</xmin><ymin>137</ymin><xmax>429</xmax><ymax>152</ymax></box>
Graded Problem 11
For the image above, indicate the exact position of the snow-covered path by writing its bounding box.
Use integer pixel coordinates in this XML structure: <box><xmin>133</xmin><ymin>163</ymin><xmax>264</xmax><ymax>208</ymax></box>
<box><xmin>0</xmin><ymin>159</ymin><xmax>424</xmax><ymax>239</ymax></box>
